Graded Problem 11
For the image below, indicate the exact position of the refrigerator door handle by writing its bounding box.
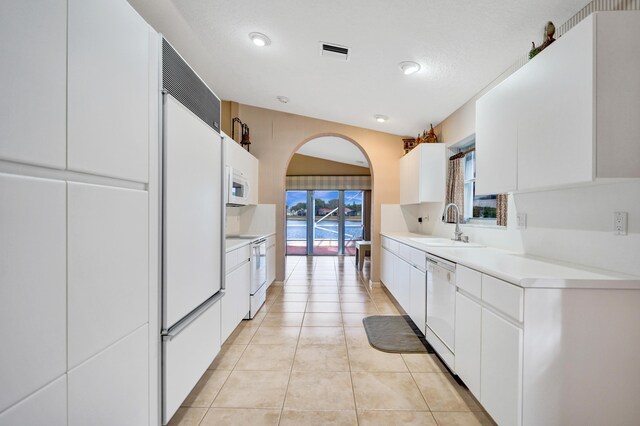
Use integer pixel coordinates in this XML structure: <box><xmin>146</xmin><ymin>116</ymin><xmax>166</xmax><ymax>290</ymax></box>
<box><xmin>162</xmin><ymin>291</ymin><xmax>225</xmax><ymax>341</ymax></box>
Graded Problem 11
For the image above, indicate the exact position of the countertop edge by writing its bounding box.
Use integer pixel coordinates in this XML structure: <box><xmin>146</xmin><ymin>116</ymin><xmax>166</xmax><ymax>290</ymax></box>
<box><xmin>380</xmin><ymin>232</ymin><xmax>640</xmax><ymax>290</ymax></box>
<box><xmin>225</xmin><ymin>232</ymin><xmax>276</xmax><ymax>252</ymax></box>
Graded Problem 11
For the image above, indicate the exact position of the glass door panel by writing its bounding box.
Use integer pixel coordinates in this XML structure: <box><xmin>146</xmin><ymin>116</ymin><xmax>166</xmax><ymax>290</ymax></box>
<box><xmin>286</xmin><ymin>191</ymin><xmax>308</xmax><ymax>255</ymax></box>
<box><xmin>343</xmin><ymin>191</ymin><xmax>364</xmax><ymax>255</ymax></box>
<box><xmin>312</xmin><ymin>190</ymin><xmax>340</xmax><ymax>255</ymax></box>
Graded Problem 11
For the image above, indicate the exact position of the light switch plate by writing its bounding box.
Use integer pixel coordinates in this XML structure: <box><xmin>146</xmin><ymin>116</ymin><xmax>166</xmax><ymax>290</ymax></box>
<box><xmin>614</xmin><ymin>211</ymin><xmax>628</xmax><ymax>235</ymax></box>
<box><xmin>516</xmin><ymin>213</ymin><xmax>527</xmax><ymax>230</ymax></box>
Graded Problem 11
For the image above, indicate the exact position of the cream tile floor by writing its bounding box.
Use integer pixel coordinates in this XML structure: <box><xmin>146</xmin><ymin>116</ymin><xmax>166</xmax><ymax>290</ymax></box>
<box><xmin>169</xmin><ymin>256</ymin><xmax>496</xmax><ymax>426</ymax></box>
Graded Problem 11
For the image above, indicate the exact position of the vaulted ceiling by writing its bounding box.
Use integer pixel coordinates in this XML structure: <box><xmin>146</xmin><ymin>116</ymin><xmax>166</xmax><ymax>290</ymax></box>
<box><xmin>131</xmin><ymin>0</ymin><xmax>590</xmax><ymax>136</ymax></box>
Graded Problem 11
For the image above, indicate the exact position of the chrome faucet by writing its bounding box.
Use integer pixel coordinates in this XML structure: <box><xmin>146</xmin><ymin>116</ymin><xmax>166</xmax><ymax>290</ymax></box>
<box><xmin>444</xmin><ymin>203</ymin><xmax>464</xmax><ymax>241</ymax></box>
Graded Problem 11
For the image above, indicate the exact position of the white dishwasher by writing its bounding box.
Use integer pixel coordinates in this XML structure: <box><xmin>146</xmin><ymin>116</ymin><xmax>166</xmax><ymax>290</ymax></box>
<box><xmin>425</xmin><ymin>254</ymin><xmax>456</xmax><ymax>370</ymax></box>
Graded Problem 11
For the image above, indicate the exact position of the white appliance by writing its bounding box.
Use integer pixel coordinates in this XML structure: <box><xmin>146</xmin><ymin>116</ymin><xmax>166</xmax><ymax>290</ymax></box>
<box><xmin>226</xmin><ymin>166</ymin><xmax>249</xmax><ymax>206</ymax></box>
<box><xmin>247</xmin><ymin>238</ymin><xmax>267</xmax><ymax>318</ymax></box>
<box><xmin>160</xmin><ymin>39</ymin><xmax>224</xmax><ymax>425</ymax></box>
<box><xmin>425</xmin><ymin>254</ymin><xmax>457</xmax><ymax>370</ymax></box>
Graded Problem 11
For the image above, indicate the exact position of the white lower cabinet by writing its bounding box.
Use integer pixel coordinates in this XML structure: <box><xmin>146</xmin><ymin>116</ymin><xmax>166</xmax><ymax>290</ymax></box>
<box><xmin>409</xmin><ymin>266</ymin><xmax>426</xmax><ymax>334</ymax></box>
<box><xmin>380</xmin><ymin>247</ymin><xmax>395</xmax><ymax>294</ymax></box>
<box><xmin>68</xmin><ymin>325</ymin><xmax>149</xmax><ymax>426</ymax></box>
<box><xmin>222</xmin><ymin>259</ymin><xmax>251</xmax><ymax>342</ymax></box>
<box><xmin>480</xmin><ymin>309</ymin><xmax>523</xmax><ymax>426</ymax></box>
<box><xmin>0</xmin><ymin>375</ymin><xmax>66</xmax><ymax>426</ymax></box>
<box><xmin>0</xmin><ymin>174</ymin><xmax>67</xmax><ymax>413</ymax></box>
<box><xmin>454</xmin><ymin>292</ymin><xmax>481</xmax><ymax>399</ymax></box>
<box><xmin>267</xmin><ymin>240</ymin><xmax>276</xmax><ymax>287</ymax></box>
<box><xmin>67</xmin><ymin>183</ymin><xmax>149</xmax><ymax>368</ymax></box>
<box><xmin>394</xmin><ymin>255</ymin><xmax>411</xmax><ymax>311</ymax></box>
<box><xmin>381</xmin><ymin>240</ymin><xmax>427</xmax><ymax>332</ymax></box>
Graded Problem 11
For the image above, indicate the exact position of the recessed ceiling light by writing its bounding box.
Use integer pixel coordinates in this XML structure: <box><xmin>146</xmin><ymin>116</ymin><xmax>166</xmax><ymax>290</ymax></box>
<box><xmin>277</xmin><ymin>96</ymin><xmax>289</xmax><ymax>103</ymax></box>
<box><xmin>249</xmin><ymin>32</ymin><xmax>271</xmax><ymax>47</ymax></box>
<box><xmin>399</xmin><ymin>61</ymin><xmax>421</xmax><ymax>75</ymax></box>
<box><xmin>374</xmin><ymin>114</ymin><xmax>388</xmax><ymax>123</ymax></box>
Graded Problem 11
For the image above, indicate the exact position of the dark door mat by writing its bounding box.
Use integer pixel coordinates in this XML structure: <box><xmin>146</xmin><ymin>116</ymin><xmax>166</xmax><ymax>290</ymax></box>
<box><xmin>362</xmin><ymin>315</ymin><xmax>434</xmax><ymax>353</ymax></box>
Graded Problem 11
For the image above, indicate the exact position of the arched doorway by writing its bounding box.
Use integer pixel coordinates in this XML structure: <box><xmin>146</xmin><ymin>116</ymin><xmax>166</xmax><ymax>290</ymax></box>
<box><xmin>284</xmin><ymin>135</ymin><xmax>373</xmax><ymax>258</ymax></box>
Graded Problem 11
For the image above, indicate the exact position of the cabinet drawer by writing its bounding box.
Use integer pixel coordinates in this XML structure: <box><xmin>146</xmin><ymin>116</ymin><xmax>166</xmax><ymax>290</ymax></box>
<box><xmin>381</xmin><ymin>236</ymin><xmax>389</xmax><ymax>249</ymax></box>
<box><xmin>388</xmin><ymin>239</ymin><xmax>399</xmax><ymax>253</ymax></box>
<box><xmin>398</xmin><ymin>243</ymin><xmax>412</xmax><ymax>263</ymax></box>
<box><xmin>237</xmin><ymin>245</ymin><xmax>251</xmax><ymax>264</ymax></box>
<box><xmin>225</xmin><ymin>249</ymin><xmax>237</xmax><ymax>271</ymax></box>
<box><xmin>457</xmin><ymin>265</ymin><xmax>482</xmax><ymax>299</ymax></box>
<box><xmin>482</xmin><ymin>274</ymin><xmax>523</xmax><ymax>322</ymax></box>
<box><xmin>409</xmin><ymin>247</ymin><xmax>426</xmax><ymax>271</ymax></box>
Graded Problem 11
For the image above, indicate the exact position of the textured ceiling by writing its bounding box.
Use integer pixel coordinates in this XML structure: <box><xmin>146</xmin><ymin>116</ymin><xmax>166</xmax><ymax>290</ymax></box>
<box><xmin>297</xmin><ymin>136</ymin><xmax>369</xmax><ymax>167</ymax></box>
<box><xmin>164</xmin><ymin>0</ymin><xmax>589</xmax><ymax>136</ymax></box>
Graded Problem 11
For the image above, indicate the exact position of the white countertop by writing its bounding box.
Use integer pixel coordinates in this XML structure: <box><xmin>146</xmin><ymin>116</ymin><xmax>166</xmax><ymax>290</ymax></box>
<box><xmin>381</xmin><ymin>232</ymin><xmax>640</xmax><ymax>290</ymax></box>
<box><xmin>225</xmin><ymin>233</ymin><xmax>275</xmax><ymax>252</ymax></box>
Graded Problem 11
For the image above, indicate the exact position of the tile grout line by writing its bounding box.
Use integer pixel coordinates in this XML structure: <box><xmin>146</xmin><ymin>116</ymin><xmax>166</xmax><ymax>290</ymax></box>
<box><xmin>277</xmin><ymin>259</ymin><xmax>307</xmax><ymax>425</ymax></box>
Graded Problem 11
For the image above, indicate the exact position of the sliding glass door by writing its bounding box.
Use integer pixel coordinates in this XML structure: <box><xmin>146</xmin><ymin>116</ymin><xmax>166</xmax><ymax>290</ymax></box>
<box><xmin>343</xmin><ymin>191</ymin><xmax>364</xmax><ymax>255</ymax></box>
<box><xmin>312</xmin><ymin>190</ymin><xmax>340</xmax><ymax>255</ymax></box>
<box><xmin>286</xmin><ymin>190</ymin><xmax>366</xmax><ymax>256</ymax></box>
<box><xmin>285</xmin><ymin>191</ymin><xmax>308</xmax><ymax>255</ymax></box>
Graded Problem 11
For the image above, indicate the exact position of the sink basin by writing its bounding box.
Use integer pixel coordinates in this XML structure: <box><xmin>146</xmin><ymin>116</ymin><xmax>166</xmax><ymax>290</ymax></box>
<box><xmin>409</xmin><ymin>237</ymin><xmax>484</xmax><ymax>248</ymax></box>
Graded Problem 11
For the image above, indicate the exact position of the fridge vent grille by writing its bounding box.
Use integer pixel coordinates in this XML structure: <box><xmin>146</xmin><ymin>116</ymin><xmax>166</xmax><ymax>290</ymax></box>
<box><xmin>162</xmin><ymin>39</ymin><xmax>220</xmax><ymax>133</ymax></box>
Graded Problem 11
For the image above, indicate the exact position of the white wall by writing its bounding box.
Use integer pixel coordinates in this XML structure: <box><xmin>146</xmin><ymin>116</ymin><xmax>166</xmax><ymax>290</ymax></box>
<box><xmin>226</xmin><ymin>204</ymin><xmax>276</xmax><ymax>236</ymax></box>
<box><xmin>416</xmin><ymin>181</ymin><xmax>640</xmax><ymax>277</ymax></box>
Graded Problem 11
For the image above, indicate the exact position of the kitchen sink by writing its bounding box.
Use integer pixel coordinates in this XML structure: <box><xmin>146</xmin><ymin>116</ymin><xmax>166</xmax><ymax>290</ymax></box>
<box><xmin>409</xmin><ymin>237</ymin><xmax>484</xmax><ymax>248</ymax></box>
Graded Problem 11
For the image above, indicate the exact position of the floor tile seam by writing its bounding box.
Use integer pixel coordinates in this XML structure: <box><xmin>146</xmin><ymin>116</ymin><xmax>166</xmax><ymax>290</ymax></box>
<box><xmin>278</xmin><ymin>323</ymin><xmax>301</xmax><ymax>424</ymax></box>
<box><xmin>408</xmin><ymin>369</ymin><xmax>434</xmax><ymax>412</ymax></box>
<box><xmin>341</xmin><ymin>314</ymin><xmax>360</xmax><ymax>422</ymax></box>
<box><xmin>202</xmin><ymin>368</ymin><xmax>235</xmax><ymax>413</ymax></box>
<box><xmin>280</xmin><ymin>408</ymin><xmax>358</xmax><ymax>412</ymax></box>
<box><xmin>223</xmin><ymin>342</ymin><xmax>249</xmax><ymax>372</ymax></box>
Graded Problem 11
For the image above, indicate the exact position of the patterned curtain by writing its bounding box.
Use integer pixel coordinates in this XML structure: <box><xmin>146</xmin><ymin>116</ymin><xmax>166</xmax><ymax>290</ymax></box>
<box><xmin>286</xmin><ymin>175</ymin><xmax>371</xmax><ymax>190</ymax></box>
<box><xmin>444</xmin><ymin>157</ymin><xmax>465</xmax><ymax>223</ymax></box>
<box><xmin>496</xmin><ymin>194</ymin><xmax>508</xmax><ymax>226</ymax></box>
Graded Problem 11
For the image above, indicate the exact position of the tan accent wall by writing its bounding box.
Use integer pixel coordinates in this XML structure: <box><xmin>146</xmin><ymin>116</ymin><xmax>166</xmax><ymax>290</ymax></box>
<box><xmin>221</xmin><ymin>101</ymin><xmax>240</xmax><ymax>139</ymax></box>
<box><xmin>235</xmin><ymin>104</ymin><xmax>404</xmax><ymax>282</ymax></box>
<box><xmin>287</xmin><ymin>154</ymin><xmax>371</xmax><ymax>176</ymax></box>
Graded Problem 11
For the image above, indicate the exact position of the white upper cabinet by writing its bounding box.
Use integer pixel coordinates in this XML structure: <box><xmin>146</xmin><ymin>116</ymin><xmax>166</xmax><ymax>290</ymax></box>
<box><xmin>67</xmin><ymin>0</ymin><xmax>150</xmax><ymax>182</ymax></box>
<box><xmin>0</xmin><ymin>174</ymin><xmax>66</xmax><ymax>413</ymax></box>
<box><xmin>516</xmin><ymin>15</ymin><xmax>594</xmax><ymax>190</ymax></box>
<box><xmin>224</xmin><ymin>134</ymin><xmax>259</xmax><ymax>205</ymax></box>
<box><xmin>399</xmin><ymin>143</ymin><xmax>446</xmax><ymax>205</ymax></box>
<box><xmin>476</xmin><ymin>12</ymin><xmax>640</xmax><ymax>194</ymax></box>
<box><xmin>475</xmin><ymin>72</ymin><xmax>521</xmax><ymax>195</ymax></box>
<box><xmin>0</xmin><ymin>0</ymin><xmax>66</xmax><ymax>169</ymax></box>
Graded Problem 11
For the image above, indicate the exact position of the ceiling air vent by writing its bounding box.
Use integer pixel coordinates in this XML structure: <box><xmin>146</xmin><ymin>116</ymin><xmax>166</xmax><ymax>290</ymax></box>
<box><xmin>320</xmin><ymin>42</ymin><xmax>350</xmax><ymax>61</ymax></box>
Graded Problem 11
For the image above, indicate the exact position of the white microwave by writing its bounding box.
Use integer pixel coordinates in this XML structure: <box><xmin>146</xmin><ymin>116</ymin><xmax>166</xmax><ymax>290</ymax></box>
<box><xmin>226</xmin><ymin>166</ymin><xmax>249</xmax><ymax>206</ymax></box>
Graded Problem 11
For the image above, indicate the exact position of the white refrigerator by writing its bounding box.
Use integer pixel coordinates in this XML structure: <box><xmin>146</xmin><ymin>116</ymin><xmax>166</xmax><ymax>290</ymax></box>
<box><xmin>160</xmin><ymin>39</ymin><xmax>224</xmax><ymax>424</ymax></box>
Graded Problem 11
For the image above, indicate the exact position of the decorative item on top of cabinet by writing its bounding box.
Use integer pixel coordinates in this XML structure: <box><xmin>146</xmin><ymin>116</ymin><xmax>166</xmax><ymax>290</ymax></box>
<box><xmin>476</xmin><ymin>12</ymin><xmax>640</xmax><ymax>194</ymax></box>
<box><xmin>529</xmin><ymin>21</ymin><xmax>556</xmax><ymax>59</ymax></box>
<box><xmin>424</xmin><ymin>124</ymin><xmax>438</xmax><ymax>143</ymax></box>
<box><xmin>403</xmin><ymin>137</ymin><xmax>418</xmax><ymax>154</ymax></box>
<box><xmin>232</xmin><ymin>117</ymin><xmax>252</xmax><ymax>152</ymax></box>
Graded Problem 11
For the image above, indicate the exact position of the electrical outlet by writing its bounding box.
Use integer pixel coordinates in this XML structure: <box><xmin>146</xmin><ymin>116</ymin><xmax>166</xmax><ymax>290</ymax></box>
<box><xmin>418</xmin><ymin>217</ymin><xmax>423</xmax><ymax>223</ymax></box>
<box><xmin>424</xmin><ymin>214</ymin><xmax>429</xmax><ymax>222</ymax></box>
<box><xmin>516</xmin><ymin>213</ymin><xmax>527</xmax><ymax>230</ymax></box>
<box><xmin>614</xmin><ymin>211</ymin><xmax>628</xmax><ymax>235</ymax></box>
